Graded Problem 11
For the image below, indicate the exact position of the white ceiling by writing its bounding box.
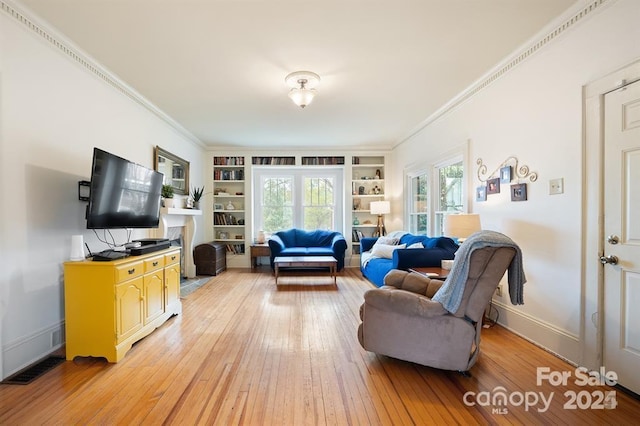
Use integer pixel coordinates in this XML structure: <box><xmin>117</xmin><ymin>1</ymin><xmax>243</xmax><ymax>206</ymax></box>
<box><xmin>19</xmin><ymin>0</ymin><xmax>576</xmax><ymax>149</ymax></box>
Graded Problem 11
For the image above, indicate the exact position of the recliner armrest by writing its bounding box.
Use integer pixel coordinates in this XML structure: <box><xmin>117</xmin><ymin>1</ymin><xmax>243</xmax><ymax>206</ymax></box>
<box><xmin>364</xmin><ymin>288</ymin><xmax>448</xmax><ymax>318</ymax></box>
<box><xmin>383</xmin><ymin>269</ymin><xmax>444</xmax><ymax>297</ymax></box>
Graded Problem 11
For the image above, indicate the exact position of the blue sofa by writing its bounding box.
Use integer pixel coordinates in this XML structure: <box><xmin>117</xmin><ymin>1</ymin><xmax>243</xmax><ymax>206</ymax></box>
<box><xmin>360</xmin><ymin>234</ymin><xmax>459</xmax><ymax>287</ymax></box>
<box><xmin>269</xmin><ymin>228</ymin><xmax>348</xmax><ymax>271</ymax></box>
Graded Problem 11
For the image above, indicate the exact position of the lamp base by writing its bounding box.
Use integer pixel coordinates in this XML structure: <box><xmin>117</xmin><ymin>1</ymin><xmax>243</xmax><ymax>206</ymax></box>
<box><xmin>374</xmin><ymin>215</ymin><xmax>386</xmax><ymax>237</ymax></box>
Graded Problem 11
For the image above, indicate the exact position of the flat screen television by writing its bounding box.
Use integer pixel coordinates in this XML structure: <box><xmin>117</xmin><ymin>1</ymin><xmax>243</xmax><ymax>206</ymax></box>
<box><xmin>86</xmin><ymin>148</ymin><xmax>163</xmax><ymax>229</ymax></box>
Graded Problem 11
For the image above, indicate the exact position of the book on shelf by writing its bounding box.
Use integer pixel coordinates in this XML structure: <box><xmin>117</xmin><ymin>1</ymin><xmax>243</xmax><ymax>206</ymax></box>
<box><xmin>301</xmin><ymin>156</ymin><xmax>345</xmax><ymax>165</ymax></box>
<box><xmin>225</xmin><ymin>243</ymin><xmax>245</xmax><ymax>254</ymax></box>
<box><xmin>214</xmin><ymin>169</ymin><xmax>244</xmax><ymax>181</ymax></box>
<box><xmin>214</xmin><ymin>156</ymin><xmax>244</xmax><ymax>166</ymax></box>
<box><xmin>252</xmin><ymin>156</ymin><xmax>295</xmax><ymax>165</ymax></box>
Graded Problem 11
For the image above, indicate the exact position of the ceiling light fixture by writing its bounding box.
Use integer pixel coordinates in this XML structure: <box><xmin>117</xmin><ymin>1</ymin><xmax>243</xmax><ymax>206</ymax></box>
<box><xmin>285</xmin><ymin>71</ymin><xmax>320</xmax><ymax>108</ymax></box>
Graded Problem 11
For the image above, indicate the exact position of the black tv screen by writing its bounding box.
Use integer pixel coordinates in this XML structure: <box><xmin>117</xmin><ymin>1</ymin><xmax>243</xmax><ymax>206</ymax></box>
<box><xmin>87</xmin><ymin>148</ymin><xmax>163</xmax><ymax>229</ymax></box>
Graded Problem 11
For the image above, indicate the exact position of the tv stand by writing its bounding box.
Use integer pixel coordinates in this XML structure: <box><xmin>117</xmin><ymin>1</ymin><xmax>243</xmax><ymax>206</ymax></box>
<box><xmin>64</xmin><ymin>247</ymin><xmax>181</xmax><ymax>362</ymax></box>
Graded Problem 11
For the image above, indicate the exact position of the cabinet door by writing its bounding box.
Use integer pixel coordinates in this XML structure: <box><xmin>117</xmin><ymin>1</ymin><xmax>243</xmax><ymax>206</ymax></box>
<box><xmin>144</xmin><ymin>270</ymin><xmax>165</xmax><ymax>324</ymax></box>
<box><xmin>165</xmin><ymin>263</ymin><xmax>180</xmax><ymax>309</ymax></box>
<box><xmin>115</xmin><ymin>278</ymin><xmax>144</xmax><ymax>343</ymax></box>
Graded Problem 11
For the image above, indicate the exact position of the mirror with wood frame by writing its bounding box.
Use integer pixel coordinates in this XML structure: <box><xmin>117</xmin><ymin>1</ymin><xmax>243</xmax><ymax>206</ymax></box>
<box><xmin>154</xmin><ymin>146</ymin><xmax>189</xmax><ymax>195</ymax></box>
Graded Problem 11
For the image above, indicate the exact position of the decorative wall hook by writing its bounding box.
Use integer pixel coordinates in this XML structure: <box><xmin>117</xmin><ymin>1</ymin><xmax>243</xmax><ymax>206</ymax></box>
<box><xmin>476</xmin><ymin>156</ymin><xmax>538</xmax><ymax>183</ymax></box>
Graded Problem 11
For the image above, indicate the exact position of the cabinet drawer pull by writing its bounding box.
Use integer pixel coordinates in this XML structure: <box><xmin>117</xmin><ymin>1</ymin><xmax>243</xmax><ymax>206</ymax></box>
<box><xmin>171</xmin><ymin>256</ymin><xmax>176</xmax><ymax>261</ymax></box>
<box><xmin>152</xmin><ymin>261</ymin><xmax>159</xmax><ymax>266</ymax></box>
<box><xmin>128</xmin><ymin>268</ymin><xmax>136</xmax><ymax>275</ymax></box>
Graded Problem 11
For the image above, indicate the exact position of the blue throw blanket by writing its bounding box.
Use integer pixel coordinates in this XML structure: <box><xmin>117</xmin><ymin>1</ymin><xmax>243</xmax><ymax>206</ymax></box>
<box><xmin>432</xmin><ymin>230</ymin><xmax>526</xmax><ymax>313</ymax></box>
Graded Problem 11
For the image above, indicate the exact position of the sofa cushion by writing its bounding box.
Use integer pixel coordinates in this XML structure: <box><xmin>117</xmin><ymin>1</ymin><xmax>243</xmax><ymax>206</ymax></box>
<box><xmin>370</xmin><ymin>243</ymin><xmax>407</xmax><ymax>259</ymax></box>
<box><xmin>280</xmin><ymin>247</ymin><xmax>309</xmax><ymax>256</ymax></box>
<box><xmin>399</xmin><ymin>234</ymin><xmax>428</xmax><ymax>246</ymax></box>
<box><xmin>375</xmin><ymin>236</ymin><xmax>401</xmax><ymax>246</ymax></box>
<box><xmin>302</xmin><ymin>229</ymin><xmax>338</xmax><ymax>247</ymax></box>
<box><xmin>305</xmin><ymin>247</ymin><xmax>335</xmax><ymax>256</ymax></box>
<box><xmin>277</xmin><ymin>228</ymin><xmax>298</xmax><ymax>247</ymax></box>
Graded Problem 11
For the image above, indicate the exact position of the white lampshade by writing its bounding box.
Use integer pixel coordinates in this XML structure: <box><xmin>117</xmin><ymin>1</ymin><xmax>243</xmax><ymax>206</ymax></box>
<box><xmin>443</xmin><ymin>213</ymin><xmax>481</xmax><ymax>239</ymax></box>
<box><xmin>370</xmin><ymin>201</ymin><xmax>391</xmax><ymax>215</ymax></box>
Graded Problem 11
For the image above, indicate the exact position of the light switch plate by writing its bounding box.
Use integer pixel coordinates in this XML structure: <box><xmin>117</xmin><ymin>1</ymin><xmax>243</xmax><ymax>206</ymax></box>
<box><xmin>549</xmin><ymin>178</ymin><xmax>564</xmax><ymax>195</ymax></box>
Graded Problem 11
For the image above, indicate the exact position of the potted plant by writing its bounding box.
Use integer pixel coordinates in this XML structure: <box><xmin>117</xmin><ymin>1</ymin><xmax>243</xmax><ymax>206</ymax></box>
<box><xmin>162</xmin><ymin>184</ymin><xmax>174</xmax><ymax>208</ymax></box>
<box><xmin>191</xmin><ymin>185</ymin><xmax>205</xmax><ymax>209</ymax></box>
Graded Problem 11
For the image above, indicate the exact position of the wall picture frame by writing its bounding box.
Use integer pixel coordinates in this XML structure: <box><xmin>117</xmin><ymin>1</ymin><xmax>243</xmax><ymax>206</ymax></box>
<box><xmin>486</xmin><ymin>177</ymin><xmax>501</xmax><ymax>194</ymax></box>
<box><xmin>500</xmin><ymin>166</ymin><xmax>512</xmax><ymax>183</ymax></box>
<box><xmin>511</xmin><ymin>183</ymin><xmax>527</xmax><ymax>201</ymax></box>
<box><xmin>476</xmin><ymin>185</ymin><xmax>487</xmax><ymax>202</ymax></box>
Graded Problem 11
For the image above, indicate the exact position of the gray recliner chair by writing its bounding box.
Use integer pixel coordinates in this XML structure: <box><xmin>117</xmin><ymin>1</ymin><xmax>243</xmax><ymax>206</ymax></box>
<box><xmin>357</xmin><ymin>231</ymin><xmax>524</xmax><ymax>373</ymax></box>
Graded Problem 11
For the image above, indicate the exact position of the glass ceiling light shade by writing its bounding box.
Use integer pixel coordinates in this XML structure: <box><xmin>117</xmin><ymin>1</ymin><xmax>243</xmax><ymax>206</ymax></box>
<box><xmin>285</xmin><ymin>71</ymin><xmax>320</xmax><ymax>108</ymax></box>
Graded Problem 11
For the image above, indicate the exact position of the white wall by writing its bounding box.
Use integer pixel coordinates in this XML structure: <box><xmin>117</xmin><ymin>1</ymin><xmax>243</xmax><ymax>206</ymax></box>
<box><xmin>390</xmin><ymin>0</ymin><xmax>640</xmax><ymax>364</ymax></box>
<box><xmin>0</xmin><ymin>9</ymin><xmax>206</xmax><ymax>378</ymax></box>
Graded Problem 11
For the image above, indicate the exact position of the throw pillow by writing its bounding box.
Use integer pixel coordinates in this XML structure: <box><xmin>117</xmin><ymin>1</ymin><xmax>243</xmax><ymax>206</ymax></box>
<box><xmin>375</xmin><ymin>236</ymin><xmax>400</xmax><ymax>246</ymax></box>
<box><xmin>371</xmin><ymin>243</ymin><xmax>407</xmax><ymax>259</ymax></box>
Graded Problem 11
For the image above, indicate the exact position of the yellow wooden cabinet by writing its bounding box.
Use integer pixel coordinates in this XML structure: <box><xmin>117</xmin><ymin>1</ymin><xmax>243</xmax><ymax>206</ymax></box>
<box><xmin>64</xmin><ymin>248</ymin><xmax>182</xmax><ymax>362</ymax></box>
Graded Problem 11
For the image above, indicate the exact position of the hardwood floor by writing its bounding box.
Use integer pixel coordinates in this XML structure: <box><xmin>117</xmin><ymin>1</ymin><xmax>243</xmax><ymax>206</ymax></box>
<box><xmin>1</xmin><ymin>268</ymin><xmax>639</xmax><ymax>424</ymax></box>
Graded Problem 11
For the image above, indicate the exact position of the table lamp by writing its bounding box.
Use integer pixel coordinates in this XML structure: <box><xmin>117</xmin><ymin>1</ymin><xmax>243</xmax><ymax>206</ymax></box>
<box><xmin>370</xmin><ymin>200</ymin><xmax>391</xmax><ymax>237</ymax></box>
<box><xmin>443</xmin><ymin>213</ymin><xmax>481</xmax><ymax>242</ymax></box>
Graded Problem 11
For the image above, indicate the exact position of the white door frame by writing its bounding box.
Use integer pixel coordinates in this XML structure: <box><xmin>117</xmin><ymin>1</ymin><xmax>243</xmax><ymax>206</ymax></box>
<box><xmin>582</xmin><ymin>59</ymin><xmax>640</xmax><ymax>370</ymax></box>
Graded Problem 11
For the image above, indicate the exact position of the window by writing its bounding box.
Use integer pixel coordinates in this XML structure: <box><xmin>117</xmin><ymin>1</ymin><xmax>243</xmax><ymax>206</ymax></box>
<box><xmin>407</xmin><ymin>171</ymin><xmax>429</xmax><ymax>234</ymax></box>
<box><xmin>434</xmin><ymin>160</ymin><xmax>464</xmax><ymax>236</ymax></box>
<box><xmin>262</xmin><ymin>176</ymin><xmax>293</xmax><ymax>232</ymax></box>
<box><xmin>405</xmin><ymin>149</ymin><xmax>467</xmax><ymax>236</ymax></box>
<box><xmin>254</xmin><ymin>168</ymin><xmax>343</xmax><ymax>234</ymax></box>
<box><xmin>304</xmin><ymin>177</ymin><xmax>335</xmax><ymax>230</ymax></box>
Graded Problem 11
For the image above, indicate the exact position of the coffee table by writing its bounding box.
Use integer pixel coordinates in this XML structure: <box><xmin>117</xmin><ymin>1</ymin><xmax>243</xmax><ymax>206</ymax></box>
<box><xmin>274</xmin><ymin>256</ymin><xmax>337</xmax><ymax>285</ymax></box>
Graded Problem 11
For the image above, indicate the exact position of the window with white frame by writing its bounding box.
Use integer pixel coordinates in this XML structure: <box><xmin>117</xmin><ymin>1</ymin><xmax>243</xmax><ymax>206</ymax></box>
<box><xmin>407</xmin><ymin>171</ymin><xmax>429</xmax><ymax>235</ymax></box>
<box><xmin>253</xmin><ymin>168</ymin><xmax>344</xmax><ymax>235</ymax></box>
<box><xmin>405</xmin><ymin>152</ymin><xmax>466</xmax><ymax>236</ymax></box>
<box><xmin>434</xmin><ymin>159</ymin><xmax>464</xmax><ymax>236</ymax></box>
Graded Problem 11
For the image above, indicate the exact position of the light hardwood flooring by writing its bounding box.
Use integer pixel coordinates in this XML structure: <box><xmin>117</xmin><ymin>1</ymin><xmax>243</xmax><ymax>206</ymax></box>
<box><xmin>1</xmin><ymin>268</ymin><xmax>639</xmax><ymax>424</ymax></box>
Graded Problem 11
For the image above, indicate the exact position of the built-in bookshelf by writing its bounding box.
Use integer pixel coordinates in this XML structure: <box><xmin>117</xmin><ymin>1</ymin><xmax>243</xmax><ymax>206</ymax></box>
<box><xmin>213</xmin><ymin>156</ymin><xmax>246</xmax><ymax>256</ymax></box>
<box><xmin>351</xmin><ymin>155</ymin><xmax>385</xmax><ymax>256</ymax></box>
<box><xmin>252</xmin><ymin>156</ymin><xmax>295</xmax><ymax>165</ymax></box>
<box><xmin>301</xmin><ymin>156</ymin><xmax>345</xmax><ymax>165</ymax></box>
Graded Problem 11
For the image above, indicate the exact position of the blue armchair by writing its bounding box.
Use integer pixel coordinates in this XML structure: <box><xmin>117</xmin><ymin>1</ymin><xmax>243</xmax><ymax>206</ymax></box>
<box><xmin>268</xmin><ymin>228</ymin><xmax>348</xmax><ymax>271</ymax></box>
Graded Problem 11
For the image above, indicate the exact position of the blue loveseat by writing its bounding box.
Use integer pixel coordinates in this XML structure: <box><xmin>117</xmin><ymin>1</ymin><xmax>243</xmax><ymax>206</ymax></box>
<box><xmin>269</xmin><ymin>228</ymin><xmax>348</xmax><ymax>271</ymax></box>
<box><xmin>360</xmin><ymin>233</ymin><xmax>459</xmax><ymax>287</ymax></box>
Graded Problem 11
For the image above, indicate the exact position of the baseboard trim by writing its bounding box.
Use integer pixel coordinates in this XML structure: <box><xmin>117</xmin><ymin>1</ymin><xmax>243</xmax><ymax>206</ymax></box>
<box><xmin>3</xmin><ymin>321</ymin><xmax>65</xmax><ymax>379</ymax></box>
<box><xmin>492</xmin><ymin>300</ymin><xmax>580</xmax><ymax>366</ymax></box>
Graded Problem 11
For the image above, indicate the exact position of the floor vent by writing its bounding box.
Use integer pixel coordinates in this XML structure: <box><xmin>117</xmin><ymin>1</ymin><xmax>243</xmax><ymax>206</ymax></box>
<box><xmin>1</xmin><ymin>356</ymin><xmax>65</xmax><ymax>385</ymax></box>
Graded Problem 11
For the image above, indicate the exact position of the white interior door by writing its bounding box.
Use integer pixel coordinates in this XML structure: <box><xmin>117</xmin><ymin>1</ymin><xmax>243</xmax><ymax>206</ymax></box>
<box><xmin>603</xmin><ymin>79</ymin><xmax>640</xmax><ymax>394</ymax></box>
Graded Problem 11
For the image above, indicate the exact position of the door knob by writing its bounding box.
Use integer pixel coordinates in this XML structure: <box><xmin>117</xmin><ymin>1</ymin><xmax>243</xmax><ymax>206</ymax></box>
<box><xmin>600</xmin><ymin>255</ymin><xmax>619</xmax><ymax>265</ymax></box>
<box><xmin>607</xmin><ymin>235</ymin><xmax>620</xmax><ymax>245</ymax></box>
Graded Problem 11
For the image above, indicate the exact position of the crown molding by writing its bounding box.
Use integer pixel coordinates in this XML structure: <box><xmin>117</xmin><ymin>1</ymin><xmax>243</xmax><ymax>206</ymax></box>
<box><xmin>1</xmin><ymin>0</ymin><xmax>204</xmax><ymax>148</ymax></box>
<box><xmin>395</xmin><ymin>0</ymin><xmax>613</xmax><ymax>149</ymax></box>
